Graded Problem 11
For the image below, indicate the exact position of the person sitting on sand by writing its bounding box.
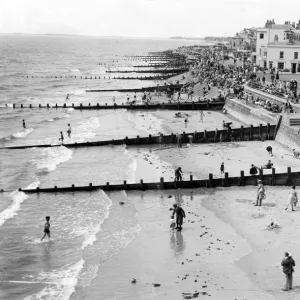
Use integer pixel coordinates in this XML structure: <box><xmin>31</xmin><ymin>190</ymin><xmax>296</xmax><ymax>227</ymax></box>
<box><xmin>260</xmin><ymin>160</ymin><xmax>273</xmax><ymax>169</ymax></box>
<box><xmin>250</xmin><ymin>164</ymin><xmax>258</xmax><ymax>176</ymax></box>
<box><xmin>285</xmin><ymin>186</ymin><xmax>298</xmax><ymax>211</ymax></box>
<box><xmin>267</xmin><ymin>219</ymin><xmax>279</xmax><ymax>229</ymax></box>
<box><xmin>41</xmin><ymin>216</ymin><xmax>51</xmax><ymax>241</ymax></box>
<box><xmin>293</xmin><ymin>149</ymin><xmax>300</xmax><ymax>158</ymax></box>
<box><xmin>171</xmin><ymin>204</ymin><xmax>186</xmax><ymax>230</ymax></box>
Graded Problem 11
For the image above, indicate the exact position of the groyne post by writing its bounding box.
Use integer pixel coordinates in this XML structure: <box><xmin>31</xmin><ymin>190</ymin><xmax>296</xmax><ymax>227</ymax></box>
<box><xmin>39</xmin><ymin>104</ymin><xmax>41</xmax><ymax>108</ymax></box>
<box><xmin>240</xmin><ymin>126</ymin><xmax>244</xmax><ymax>141</ymax></box>
<box><xmin>124</xmin><ymin>180</ymin><xmax>127</xmax><ymax>190</ymax></box>
<box><xmin>13</xmin><ymin>104</ymin><xmax>16</xmax><ymax>109</ymax></box>
<box><xmin>160</xmin><ymin>177</ymin><xmax>164</xmax><ymax>190</ymax></box>
<box><xmin>183</xmin><ymin>132</ymin><xmax>186</xmax><ymax>143</ymax></box>
<box><xmin>136</xmin><ymin>135</ymin><xmax>140</xmax><ymax>145</ymax></box>
<box><xmin>140</xmin><ymin>179</ymin><xmax>144</xmax><ymax>190</ymax></box>
<box><xmin>72</xmin><ymin>103</ymin><xmax>75</xmax><ymax>107</ymax></box>
<box><xmin>124</xmin><ymin>136</ymin><xmax>128</xmax><ymax>145</ymax></box>
<box><xmin>190</xmin><ymin>175</ymin><xmax>193</xmax><ymax>181</ymax></box>
<box><xmin>89</xmin><ymin>183</ymin><xmax>92</xmax><ymax>190</ymax></box>
<box><xmin>29</xmin><ymin>104</ymin><xmax>32</xmax><ymax>108</ymax></box>
<box><xmin>204</xmin><ymin>130</ymin><xmax>207</xmax><ymax>141</ymax></box>
<box><xmin>171</xmin><ymin>133</ymin><xmax>175</xmax><ymax>143</ymax></box>
<box><xmin>267</xmin><ymin>123</ymin><xmax>270</xmax><ymax>140</ymax></box>
<box><xmin>286</xmin><ymin>167</ymin><xmax>292</xmax><ymax>185</ymax></box>
<box><xmin>250</xmin><ymin>125</ymin><xmax>253</xmax><ymax>140</ymax></box>
<box><xmin>272</xmin><ymin>168</ymin><xmax>276</xmax><ymax>186</ymax></box>
<box><xmin>47</xmin><ymin>104</ymin><xmax>49</xmax><ymax>108</ymax></box>
<box><xmin>106</xmin><ymin>182</ymin><xmax>110</xmax><ymax>191</ymax></box>
<box><xmin>80</xmin><ymin>103</ymin><xmax>83</xmax><ymax>110</ymax></box>
<box><xmin>21</xmin><ymin>104</ymin><xmax>23</xmax><ymax>108</ymax></box>
<box><xmin>240</xmin><ymin>171</ymin><xmax>245</xmax><ymax>186</ymax></box>
<box><xmin>259</xmin><ymin>169</ymin><xmax>263</xmax><ymax>181</ymax></box>
<box><xmin>209</xmin><ymin>173</ymin><xmax>213</xmax><ymax>187</ymax></box>
<box><xmin>224</xmin><ymin>172</ymin><xmax>229</xmax><ymax>187</ymax></box>
<box><xmin>207</xmin><ymin>99</ymin><xmax>210</xmax><ymax>110</ymax></box>
<box><xmin>55</xmin><ymin>103</ymin><xmax>58</xmax><ymax>108</ymax></box>
<box><xmin>148</xmin><ymin>134</ymin><xmax>152</xmax><ymax>144</ymax></box>
<box><xmin>259</xmin><ymin>124</ymin><xmax>263</xmax><ymax>140</ymax></box>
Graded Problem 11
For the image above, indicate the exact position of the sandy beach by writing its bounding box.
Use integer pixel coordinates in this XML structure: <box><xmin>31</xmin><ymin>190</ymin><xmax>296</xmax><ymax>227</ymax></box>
<box><xmin>82</xmin><ymin>187</ymin><xmax>300</xmax><ymax>300</ymax></box>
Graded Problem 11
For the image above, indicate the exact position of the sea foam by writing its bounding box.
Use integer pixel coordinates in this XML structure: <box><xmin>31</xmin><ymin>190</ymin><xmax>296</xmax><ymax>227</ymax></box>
<box><xmin>0</xmin><ymin>179</ymin><xmax>40</xmax><ymax>227</ymax></box>
<box><xmin>24</xmin><ymin>259</ymin><xmax>85</xmax><ymax>300</ymax></box>
<box><xmin>80</xmin><ymin>190</ymin><xmax>112</xmax><ymax>250</ymax></box>
<box><xmin>32</xmin><ymin>146</ymin><xmax>73</xmax><ymax>173</ymax></box>
<box><xmin>12</xmin><ymin>127</ymin><xmax>34</xmax><ymax>138</ymax></box>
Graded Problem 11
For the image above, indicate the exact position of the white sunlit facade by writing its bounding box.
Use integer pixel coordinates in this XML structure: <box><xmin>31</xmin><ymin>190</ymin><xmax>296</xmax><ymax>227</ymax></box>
<box><xmin>255</xmin><ymin>20</ymin><xmax>300</xmax><ymax>73</ymax></box>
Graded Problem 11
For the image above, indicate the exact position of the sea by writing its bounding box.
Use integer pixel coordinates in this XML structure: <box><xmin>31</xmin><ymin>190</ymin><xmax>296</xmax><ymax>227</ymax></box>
<box><xmin>0</xmin><ymin>35</ymin><xmax>207</xmax><ymax>300</ymax></box>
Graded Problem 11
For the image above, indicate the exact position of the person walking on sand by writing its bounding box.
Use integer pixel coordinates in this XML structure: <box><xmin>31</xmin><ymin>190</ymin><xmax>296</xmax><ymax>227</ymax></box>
<box><xmin>200</xmin><ymin>110</ymin><xmax>205</xmax><ymax>122</ymax></box>
<box><xmin>220</xmin><ymin>162</ymin><xmax>225</xmax><ymax>176</ymax></box>
<box><xmin>281</xmin><ymin>252</ymin><xmax>295</xmax><ymax>291</ymax></box>
<box><xmin>41</xmin><ymin>216</ymin><xmax>51</xmax><ymax>241</ymax></box>
<box><xmin>175</xmin><ymin>167</ymin><xmax>183</xmax><ymax>182</ymax></box>
<box><xmin>176</xmin><ymin>133</ymin><xmax>182</xmax><ymax>148</ymax></box>
<box><xmin>266</xmin><ymin>145</ymin><xmax>273</xmax><ymax>156</ymax></box>
<box><xmin>22</xmin><ymin>119</ymin><xmax>26</xmax><ymax>129</ymax></box>
<box><xmin>255</xmin><ymin>179</ymin><xmax>265</xmax><ymax>206</ymax></box>
<box><xmin>184</xmin><ymin>117</ymin><xmax>188</xmax><ymax>128</ymax></box>
<box><xmin>285</xmin><ymin>186</ymin><xmax>298</xmax><ymax>211</ymax></box>
<box><xmin>67</xmin><ymin>124</ymin><xmax>71</xmax><ymax>138</ymax></box>
<box><xmin>171</xmin><ymin>204</ymin><xmax>186</xmax><ymax>230</ymax></box>
<box><xmin>66</xmin><ymin>93</ymin><xmax>70</xmax><ymax>101</ymax></box>
<box><xmin>59</xmin><ymin>131</ymin><xmax>64</xmax><ymax>143</ymax></box>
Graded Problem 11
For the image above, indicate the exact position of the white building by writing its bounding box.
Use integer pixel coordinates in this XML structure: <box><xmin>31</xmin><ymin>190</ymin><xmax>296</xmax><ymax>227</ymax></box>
<box><xmin>255</xmin><ymin>20</ymin><xmax>300</xmax><ymax>73</ymax></box>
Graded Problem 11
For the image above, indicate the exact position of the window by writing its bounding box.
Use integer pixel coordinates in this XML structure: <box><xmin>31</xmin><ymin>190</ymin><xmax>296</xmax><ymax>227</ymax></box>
<box><xmin>259</xmin><ymin>48</ymin><xmax>261</xmax><ymax>55</ymax></box>
<box><xmin>260</xmin><ymin>33</ymin><xmax>264</xmax><ymax>39</ymax></box>
<box><xmin>263</xmin><ymin>61</ymin><xmax>267</xmax><ymax>68</ymax></box>
<box><xmin>263</xmin><ymin>51</ymin><xmax>267</xmax><ymax>57</ymax></box>
<box><xmin>274</xmin><ymin>35</ymin><xmax>278</xmax><ymax>42</ymax></box>
<box><xmin>269</xmin><ymin>61</ymin><xmax>273</xmax><ymax>69</ymax></box>
<box><xmin>278</xmin><ymin>62</ymin><xmax>284</xmax><ymax>70</ymax></box>
<box><xmin>295</xmin><ymin>52</ymin><xmax>299</xmax><ymax>59</ymax></box>
<box><xmin>280</xmin><ymin>51</ymin><xmax>284</xmax><ymax>59</ymax></box>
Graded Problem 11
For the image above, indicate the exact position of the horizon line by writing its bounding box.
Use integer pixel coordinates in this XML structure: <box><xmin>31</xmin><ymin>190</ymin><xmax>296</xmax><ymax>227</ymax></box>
<box><xmin>0</xmin><ymin>32</ymin><xmax>206</xmax><ymax>40</ymax></box>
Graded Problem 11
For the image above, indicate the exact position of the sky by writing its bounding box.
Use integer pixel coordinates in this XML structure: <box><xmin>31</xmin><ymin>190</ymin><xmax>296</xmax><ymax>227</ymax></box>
<box><xmin>0</xmin><ymin>0</ymin><xmax>300</xmax><ymax>38</ymax></box>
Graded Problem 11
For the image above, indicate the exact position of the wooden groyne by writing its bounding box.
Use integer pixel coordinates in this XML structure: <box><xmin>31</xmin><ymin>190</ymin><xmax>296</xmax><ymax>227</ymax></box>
<box><xmin>112</xmin><ymin>74</ymin><xmax>175</xmax><ymax>80</ymax></box>
<box><xmin>8</xmin><ymin>101</ymin><xmax>224</xmax><ymax>111</ymax></box>
<box><xmin>1</xmin><ymin>124</ymin><xmax>275</xmax><ymax>150</ymax></box>
<box><xmin>15</xmin><ymin>167</ymin><xmax>298</xmax><ymax>194</ymax></box>
<box><xmin>86</xmin><ymin>84</ymin><xmax>183</xmax><ymax>93</ymax></box>
<box><xmin>105</xmin><ymin>69</ymin><xmax>188</xmax><ymax>74</ymax></box>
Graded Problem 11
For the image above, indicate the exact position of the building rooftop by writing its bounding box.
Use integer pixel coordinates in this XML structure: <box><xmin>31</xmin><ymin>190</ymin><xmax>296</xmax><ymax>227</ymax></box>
<box><xmin>271</xmin><ymin>24</ymin><xmax>295</xmax><ymax>30</ymax></box>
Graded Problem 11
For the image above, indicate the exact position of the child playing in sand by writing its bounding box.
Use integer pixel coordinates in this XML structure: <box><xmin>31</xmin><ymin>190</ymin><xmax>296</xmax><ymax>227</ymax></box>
<box><xmin>41</xmin><ymin>216</ymin><xmax>51</xmax><ymax>241</ymax></box>
<box><xmin>170</xmin><ymin>215</ymin><xmax>176</xmax><ymax>229</ymax></box>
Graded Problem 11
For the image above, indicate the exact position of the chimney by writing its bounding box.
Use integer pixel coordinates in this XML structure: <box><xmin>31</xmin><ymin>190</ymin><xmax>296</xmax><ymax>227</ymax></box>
<box><xmin>285</xmin><ymin>21</ymin><xmax>288</xmax><ymax>25</ymax></box>
<box><xmin>297</xmin><ymin>20</ymin><xmax>300</xmax><ymax>29</ymax></box>
<box><xmin>272</xmin><ymin>19</ymin><xmax>275</xmax><ymax>24</ymax></box>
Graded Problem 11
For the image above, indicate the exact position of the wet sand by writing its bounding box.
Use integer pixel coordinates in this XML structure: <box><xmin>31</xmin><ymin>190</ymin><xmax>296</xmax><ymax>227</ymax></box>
<box><xmin>84</xmin><ymin>189</ymin><xmax>281</xmax><ymax>300</ymax></box>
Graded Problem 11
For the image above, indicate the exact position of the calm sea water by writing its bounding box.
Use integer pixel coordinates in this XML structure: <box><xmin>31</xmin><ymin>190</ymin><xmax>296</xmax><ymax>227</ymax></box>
<box><xmin>0</xmin><ymin>35</ymin><xmax>206</xmax><ymax>300</ymax></box>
